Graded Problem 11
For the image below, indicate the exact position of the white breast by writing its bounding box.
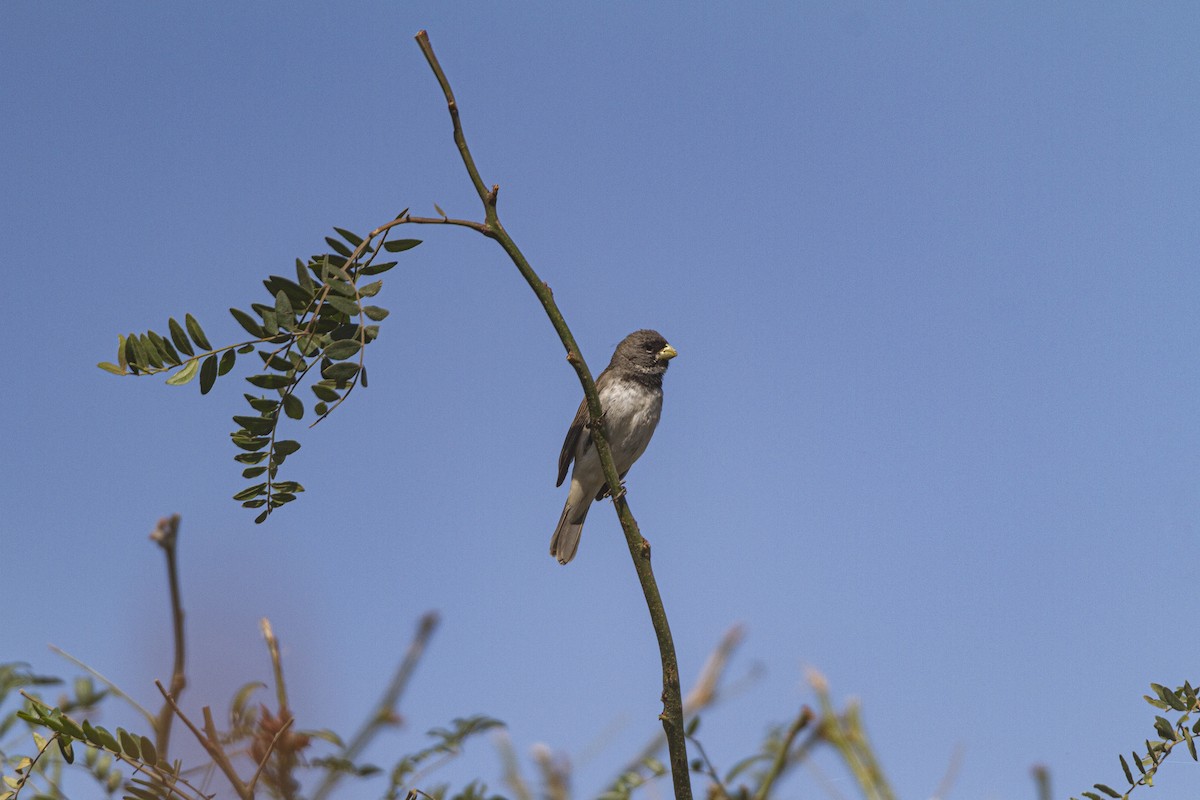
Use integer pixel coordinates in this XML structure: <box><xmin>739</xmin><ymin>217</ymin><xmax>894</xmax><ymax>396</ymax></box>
<box><xmin>596</xmin><ymin>378</ymin><xmax>663</xmax><ymax>473</ymax></box>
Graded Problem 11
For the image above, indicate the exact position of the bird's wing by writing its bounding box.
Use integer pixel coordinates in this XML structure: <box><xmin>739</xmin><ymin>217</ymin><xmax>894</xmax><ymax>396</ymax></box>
<box><xmin>557</xmin><ymin>394</ymin><xmax>590</xmax><ymax>487</ymax></box>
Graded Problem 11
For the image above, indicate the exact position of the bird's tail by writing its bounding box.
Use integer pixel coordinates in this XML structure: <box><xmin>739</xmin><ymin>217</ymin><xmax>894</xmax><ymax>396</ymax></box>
<box><xmin>550</xmin><ymin>486</ymin><xmax>592</xmax><ymax>565</ymax></box>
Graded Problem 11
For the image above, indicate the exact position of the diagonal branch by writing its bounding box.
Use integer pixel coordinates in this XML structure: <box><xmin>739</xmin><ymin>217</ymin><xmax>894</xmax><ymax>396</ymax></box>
<box><xmin>413</xmin><ymin>29</ymin><xmax>694</xmax><ymax>800</ymax></box>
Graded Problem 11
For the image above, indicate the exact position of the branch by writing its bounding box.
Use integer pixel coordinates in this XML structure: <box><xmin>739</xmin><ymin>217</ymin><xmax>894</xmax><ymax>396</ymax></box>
<box><xmin>614</xmin><ymin>623</ymin><xmax>746</xmax><ymax>785</ymax></box>
<box><xmin>150</xmin><ymin>514</ymin><xmax>187</xmax><ymax>759</ymax></box>
<box><xmin>752</xmin><ymin>705</ymin><xmax>814</xmax><ymax>800</ymax></box>
<box><xmin>413</xmin><ymin>29</ymin><xmax>693</xmax><ymax>800</ymax></box>
<box><xmin>155</xmin><ymin>680</ymin><xmax>252</xmax><ymax>800</ymax></box>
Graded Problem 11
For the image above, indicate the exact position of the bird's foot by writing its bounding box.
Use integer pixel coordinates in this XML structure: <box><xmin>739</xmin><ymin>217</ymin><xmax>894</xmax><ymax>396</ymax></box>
<box><xmin>600</xmin><ymin>480</ymin><xmax>627</xmax><ymax>500</ymax></box>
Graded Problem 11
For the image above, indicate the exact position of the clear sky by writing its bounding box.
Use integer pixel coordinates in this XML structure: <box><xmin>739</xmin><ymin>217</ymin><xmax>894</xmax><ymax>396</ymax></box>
<box><xmin>3</xmin><ymin>3</ymin><xmax>1198</xmax><ymax>799</ymax></box>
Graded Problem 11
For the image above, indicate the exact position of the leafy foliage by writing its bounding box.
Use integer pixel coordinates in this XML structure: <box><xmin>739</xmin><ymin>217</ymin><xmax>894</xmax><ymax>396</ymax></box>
<box><xmin>98</xmin><ymin>222</ymin><xmax>420</xmax><ymax>522</ymax></box>
<box><xmin>1070</xmin><ymin>681</ymin><xmax>1200</xmax><ymax>800</ymax></box>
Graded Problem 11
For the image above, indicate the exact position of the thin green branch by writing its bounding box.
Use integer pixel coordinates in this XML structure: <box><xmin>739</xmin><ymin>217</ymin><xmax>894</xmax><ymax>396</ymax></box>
<box><xmin>412</xmin><ymin>29</ymin><xmax>693</xmax><ymax>800</ymax></box>
<box><xmin>47</xmin><ymin>646</ymin><xmax>155</xmax><ymax>727</ymax></box>
<box><xmin>752</xmin><ymin>706</ymin><xmax>813</xmax><ymax>800</ymax></box>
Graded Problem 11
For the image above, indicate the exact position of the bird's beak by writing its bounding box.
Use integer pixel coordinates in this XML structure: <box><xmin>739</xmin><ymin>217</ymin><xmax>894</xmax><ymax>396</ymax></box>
<box><xmin>656</xmin><ymin>344</ymin><xmax>678</xmax><ymax>362</ymax></box>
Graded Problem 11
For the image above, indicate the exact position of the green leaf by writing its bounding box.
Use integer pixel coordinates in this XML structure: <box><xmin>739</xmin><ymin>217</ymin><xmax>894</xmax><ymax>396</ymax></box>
<box><xmin>363</xmin><ymin>305</ymin><xmax>389</xmax><ymax>321</ymax></box>
<box><xmin>125</xmin><ymin>333</ymin><xmax>142</xmax><ymax>370</ymax></box>
<box><xmin>317</xmin><ymin>257</ymin><xmax>352</xmax><ymax>282</ymax></box>
<box><xmin>264</xmin><ymin>275</ymin><xmax>314</xmax><ymax>307</ymax></box>
<box><xmin>165</xmin><ymin>359</ymin><xmax>200</xmax><ymax>386</ymax></box>
<box><xmin>1133</xmin><ymin>751</ymin><xmax>1146</xmax><ymax>774</ymax></box>
<box><xmin>117</xmin><ymin>334</ymin><xmax>129</xmax><ymax>371</ymax></box>
<box><xmin>168</xmin><ymin>317</ymin><xmax>195</xmax><ymax>356</ymax></box>
<box><xmin>296</xmin><ymin>258</ymin><xmax>315</xmax><ymax>291</ymax></box>
<box><xmin>231</xmin><ymin>433</ymin><xmax>270</xmax><ymax>451</ymax></box>
<box><xmin>246</xmin><ymin>396</ymin><xmax>280</xmax><ymax>413</ymax></box>
<box><xmin>139</xmin><ymin>735</ymin><xmax>158</xmax><ymax>765</ymax></box>
<box><xmin>358</xmin><ymin>280</ymin><xmax>382</xmax><ymax>297</ymax></box>
<box><xmin>233</xmin><ymin>484</ymin><xmax>267</xmax><ymax>501</ymax></box>
<box><xmin>314</xmin><ymin>401</ymin><xmax>328</xmax><ymax>416</ymax></box>
<box><xmin>233</xmin><ymin>416</ymin><xmax>275</xmax><ymax>435</ymax></box>
<box><xmin>246</xmin><ymin>374</ymin><xmax>292</xmax><ymax>390</ymax></box>
<box><xmin>1160</xmin><ymin>685</ymin><xmax>1188</xmax><ymax>712</ymax></box>
<box><xmin>383</xmin><ymin>238</ymin><xmax>422</xmax><ymax>253</ymax></box>
<box><xmin>242</xmin><ymin>498</ymin><xmax>267</xmax><ymax>508</ymax></box>
<box><xmin>242</xmin><ymin>466</ymin><xmax>267</xmax><ymax>479</ymax></box>
<box><xmin>360</xmin><ymin>260</ymin><xmax>397</xmax><ymax>276</ymax></box>
<box><xmin>91</xmin><ymin>725</ymin><xmax>120</xmax><ymax>753</ymax></box>
<box><xmin>140</xmin><ymin>334</ymin><xmax>164</xmax><ymax>368</ymax></box>
<box><xmin>235</xmin><ymin>452</ymin><xmax>268</xmax><ymax>465</ymax></box>
<box><xmin>274</xmin><ymin>440</ymin><xmax>301</xmax><ymax>456</ymax></box>
<box><xmin>255</xmin><ymin>509</ymin><xmax>270</xmax><ymax>524</ymax></box>
<box><xmin>311</xmin><ymin>382</ymin><xmax>340</xmax><ymax>402</ymax></box>
<box><xmin>323</xmin><ymin>362</ymin><xmax>359</xmax><ymax>383</ymax></box>
<box><xmin>58</xmin><ymin>736</ymin><xmax>75</xmax><ymax>764</ymax></box>
<box><xmin>259</xmin><ymin>351</ymin><xmax>293</xmax><ymax>372</ymax></box>
<box><xmin>230</xmin><ymin>307</ymin><xmax>265</xmax><ymax>337</ymax></box>
<box><xmin>97</xmin><ymin>361</ymin><xmax>126</xmax><ymax>375</ymax></box>
<box><xmin>328</xmin><ymin>278</ymin><xmax>357</xmax><ymax>298</ymax></box>
<box><xmin>1154</xmin><ymin>716</ymin><xmax>1177</xmax><ymax>740</ymax></box>
<box><xmin>254</xmin><ymin>303</ymin><xmax>280</xmax><ymax>335</ymax></box>
<box><xmin>118</xmin><ymin>728</ymin><xmax>141</xmax><ymax>759</ymax></box>
<box><xmin>218</xmin><ymin>348</ymin><xmax>237</xmax><ymax>376</ymax></box>
<box><xmin>148</xmin><ymin>331</ymin><xmax>181</xmax><ymax>365</ymax></box>
<box><xmin>324</xmin><ymin>339</ymin><xmax>361</xmax><ymax>360</ymax></box>
<box><xmin>58</xmin><ymin>714</ymin><xmax>86</xmax><ymax>740</ymax></box>
<box><xmin>333</xmin><ymin>227</ymin><xmax>363</xmax><ymax>247</ymax></box>
<box><xmin>1119</xmin><ymin>753</ymin><xmax>1134</xmax><ymax>784</ymax></box>
<box><xmin>325</xmin><ymin>295</ymin><xmax>360</xmax><ymax>316</ymax></box>
<box><xmin>272</xmin><ymin>481</ymin><xmax>304</xmax><ymax>493</ymax></box>
<box><xmin>325</xmin><ymin>236</ymin><xmax>353</xmax><ymax>258</ymax></box>
<box><xmin>185</xmin><ymin>313</ymin><xmax>211</xmax><ymax>349</ymax></box>
<box><xmin>283</xmin><ymin>393</ymin><xmax>304</xmax><ymax>420</ymax></box>
<box><xmin>274</xmin><ymin>289</ymin><xmax>294</xmax><ymax>321</ymax></box>
<box><xmin>200</xmin><ymin>355</ymin><xmax>218</xmax><ymax>395</ymax></box>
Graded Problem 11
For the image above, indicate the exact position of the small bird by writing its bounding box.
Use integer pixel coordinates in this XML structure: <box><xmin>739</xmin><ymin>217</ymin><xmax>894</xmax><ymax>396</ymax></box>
<box><xmin>550</xmin><ymin>329</ymin><xmax>677</xmax><ymax>564</ymax></box>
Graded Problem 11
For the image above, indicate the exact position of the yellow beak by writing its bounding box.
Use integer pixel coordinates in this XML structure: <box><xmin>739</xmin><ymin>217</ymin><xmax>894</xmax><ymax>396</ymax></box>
<box><xmin>656</xmin><ymin>344</ymin><xmax>678</xmax><ymax>362</ymax></box>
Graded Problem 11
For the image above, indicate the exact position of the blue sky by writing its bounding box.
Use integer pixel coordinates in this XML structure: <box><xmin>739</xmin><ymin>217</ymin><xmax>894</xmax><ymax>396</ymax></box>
<box><xmin>4</xmin><ymin>3</ymin><xmax>1199</xmax><ymax>799</ymax></box>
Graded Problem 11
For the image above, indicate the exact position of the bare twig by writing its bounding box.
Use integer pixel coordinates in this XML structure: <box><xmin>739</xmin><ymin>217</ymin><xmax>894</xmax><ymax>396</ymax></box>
<box><xmin>260</xmin><ymin>618</ymin><xmax>289</xmax><ymax>715</ymax></box>
<box><xmin>155</xmin><ymin>680</ymin><xmax>252</xmax><ymax>800</ymax></box>
<box><xmin>312</xmin><ymin>611</ymin><xmax>441</xmax><ymax>800</ymax></box>
<box><xmin>930</xmin><ymin>743</ymin><xmax>964</xmax><ymax>800</ymax></box>
<box><xmin>412</xmin><ymin>29</ymin><xmax>694</xmax><ymax>800</ymax></box>
<box><xmin>150</xmin><ymin>514</ymin><xmax>187</xmax><ymax>759</ymax></box>
<box><xmin>245</xmin><ymin>715</ymin><xmax>295</xmax><ymax>796</ymax></box>
<box><xmin>532</xmin><ymin>743</ymin><xmax>570</xmax><ymax>800</ymax></box>
<box><xmin>1031</xmin><ymin>764</ymin><xmax>1051</xmax><ymax>800</ymax></box>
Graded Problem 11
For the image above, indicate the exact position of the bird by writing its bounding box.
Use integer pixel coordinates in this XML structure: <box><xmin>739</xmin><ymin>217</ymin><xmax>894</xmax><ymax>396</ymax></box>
<box><xmin>550</xmin><ymin>329</ymin><xmax>677</xmax><ymax>564</ymax></box>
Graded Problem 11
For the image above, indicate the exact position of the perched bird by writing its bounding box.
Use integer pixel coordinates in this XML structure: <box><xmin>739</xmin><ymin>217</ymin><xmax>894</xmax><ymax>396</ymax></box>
<box><xmin>550</xmin><ymin>329</ymin><xmax>677</xmax><ymax>564</ymax></box>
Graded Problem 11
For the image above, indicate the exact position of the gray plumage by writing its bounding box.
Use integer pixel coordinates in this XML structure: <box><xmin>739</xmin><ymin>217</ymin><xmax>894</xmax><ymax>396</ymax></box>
<box><xmin>550</xmin><ymin>329</ymin><xmax>677</xmax><ymax>564</ymax></box>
